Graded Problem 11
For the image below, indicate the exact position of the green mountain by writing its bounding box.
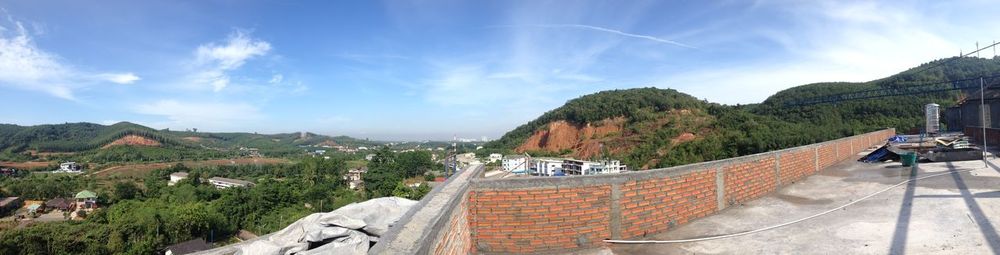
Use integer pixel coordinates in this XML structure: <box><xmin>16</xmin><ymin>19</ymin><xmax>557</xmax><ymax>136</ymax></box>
<box><xmin>488</xmin><ymin>57</ymin><xmax>1000</xmax><ymax>169</ymax></box>
<box><xmin>0</xmin><ymin>122</ymin><xmax>379</xmax><ymax>162</ymax></box>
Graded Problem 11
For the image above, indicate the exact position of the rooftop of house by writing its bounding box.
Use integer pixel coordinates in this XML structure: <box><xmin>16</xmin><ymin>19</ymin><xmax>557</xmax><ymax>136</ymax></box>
<box><xmin>0</xmin><ymin>197</ymin><xmax>19</xmax><ymax>206</ymax></box>
<box><xmin>960</xmin><ymin>87</ymin><xmax>1000</xmax><ymax>104</ymax></box>
<box><xmin>208</xmin><ymin>177</ymin><xmax>254</xmax><ymax>186</ymax></box>
<box><xmin>170</xmin><ymin>172</ymin><xmax>189</xmax><ymax>177</ymax></box>
<box><xmin>45</xmin><ymin>197</ymin><xmax>71</xmax><ymax>208</ymax></box>
<box><xmin>600</xmin><ymin>155</ymin><xmax>1000</xmax><ymax>254</ymax></box>
<box><xmin>74</xmin><ymin>190</ymin><xmax>97</xmax><ymax>199</ymax></box>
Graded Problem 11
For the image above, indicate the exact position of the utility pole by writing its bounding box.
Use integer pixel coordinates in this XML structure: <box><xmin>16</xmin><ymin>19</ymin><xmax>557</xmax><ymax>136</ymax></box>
<box><xmin>982</xmin><ymin>76</ymin><xmax>988</xmax><ymax>168</ymax></box>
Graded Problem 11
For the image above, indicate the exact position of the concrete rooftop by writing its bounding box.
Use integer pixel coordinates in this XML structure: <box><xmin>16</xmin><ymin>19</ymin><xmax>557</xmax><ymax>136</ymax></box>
<box><xmin>596</xmin><ymin>150</ymin><xmax>1000</xmax><ymax>254</ymax></box>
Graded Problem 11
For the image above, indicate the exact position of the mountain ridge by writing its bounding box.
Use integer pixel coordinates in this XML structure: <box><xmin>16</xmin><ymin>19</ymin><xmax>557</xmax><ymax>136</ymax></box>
<box><xmin>488</xmin><ymin>56</ymin><xmax>1000</xmax><ymax>169</ymax></box>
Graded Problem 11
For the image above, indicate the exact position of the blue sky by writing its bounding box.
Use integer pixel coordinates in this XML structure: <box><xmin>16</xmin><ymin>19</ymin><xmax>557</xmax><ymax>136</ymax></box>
<box><xmin>0</xmin><ymin>0</ymin><xmax>998</xmax><ymax>140</ymax></box>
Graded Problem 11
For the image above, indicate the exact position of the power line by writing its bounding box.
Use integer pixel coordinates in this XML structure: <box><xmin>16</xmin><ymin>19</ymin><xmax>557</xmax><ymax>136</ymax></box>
<box><xmin>785</xmin><ymin>73</ymin><xmax>1000</xmax><ymax>106</ymax></box>
<box><xmin>905</xmin><ymin>40</ymin><xmax>1000</xmax><ymax>77</ymax></box>
<box><xmin>786</xmin><ymin>41</ymin><xmax>1000</xmax><ymax>107</ymax></box>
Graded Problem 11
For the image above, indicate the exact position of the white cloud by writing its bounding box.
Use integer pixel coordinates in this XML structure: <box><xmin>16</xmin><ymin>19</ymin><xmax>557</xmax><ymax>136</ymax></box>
<box><xmin>268</xmin><ymin>74</ymin><xmax>283</xmax><ymax>84</ymax></box>
<box><xmin>134</xmin><ymin>99</ymin><xmax>264</xmax><ymax>131</ymax></box>
<box><xmin>196</xmin><ymin>31</ymin><xmax>271</xmax><ymax>70</ymax></box>
<box><xmin>192</xmin><ymin>31</ymin><xmax>271</xmax><ymax>92</ymax></box>
<box><xmin>658</xmin><ymin>1</ymin><xmax>971</xmax><ymax>105</ymax></box>
<box><xmin>0</xmin><ymin>15</ymin><xmax>140</xmax><ymax>99</ymax></box>
<box><xmin>98</xmin><ymin>73</ymin><xmax>141</xmax><ymax>84</ymax></box>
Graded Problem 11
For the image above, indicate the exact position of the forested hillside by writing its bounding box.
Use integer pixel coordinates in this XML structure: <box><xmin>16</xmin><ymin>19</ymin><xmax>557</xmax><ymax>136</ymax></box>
<box><xmin>0</xmin><ymin>122</ymin><xmax>380</xmax><ymax>162</ymax></box>
<box><xmin>488</xmin><ymin>57</ymin><xmax>1000</xmax><ymax>169</ymax></box>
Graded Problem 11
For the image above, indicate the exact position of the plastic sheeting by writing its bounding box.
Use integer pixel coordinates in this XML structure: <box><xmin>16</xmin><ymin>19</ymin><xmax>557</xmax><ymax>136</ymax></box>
<box><xmin>199</xmin><ymin>197</ymin><xmax>417</xmax><ymax>255</ymax></box>
<box><xmin>858</xmin><ymin>144</ymin><xmax>900</xmax><ymax>163</ymax></box>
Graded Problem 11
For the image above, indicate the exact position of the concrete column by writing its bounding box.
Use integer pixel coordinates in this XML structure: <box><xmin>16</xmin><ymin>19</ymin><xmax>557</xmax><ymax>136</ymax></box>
<box><xmin>814</xmin><ymin>146</ymin><xmax>820</xmax><ymax>172</ymax></box>
<box><xmin>851</xmin><ymin>138</ymin><xmax>855</xmax><ymax>155</ymax></box>
<box><xmin>716</xmin><ymin>166</ymin><xmax>725</xmax><ymax>210</ymax></box>
<box><xmin>835</xmin><ymin>142</ymin><xmax>840</xmax><ymax>159</ymax></box>
<box><xmin>774</xmin><ymin>153</ymin><xmax>782</xmax><ymax>187</ymax></box>
<box><xmin>609</xmin><ymin>183</ymin><xmax>622</xmax><ymax>239</ymax></box>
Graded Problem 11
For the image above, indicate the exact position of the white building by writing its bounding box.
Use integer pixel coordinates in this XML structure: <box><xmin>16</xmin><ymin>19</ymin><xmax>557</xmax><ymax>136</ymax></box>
<box><xmin>208</xmin><ymin>177</ymin><xmax>254</xmax><ymax>189</ymax></box>
<box><xmin>168</xmin><ymin>172</ymin><xmax>188</xmax><ymax>186</ymax></box>
<box><xmin>58</xmin><ymin>162</ymin><xmax>82</xmax><ymax>173</ymax></box>
<box><xmin>365</xmin><ymin>154</ymin><xmax>376</xmax><ymax>161</ymax></box>
<box><xmin>596</xmin><ymin>160</ymin><xmax>627</xmax><ymax>174</ymax></box>
<box><xmin>502</xmin><ymin>155</ymin><xmax>529</xmax><ymax>173</ymax></box>
<box><xmin>561</xmin><ymin>159</ymin><xmax>628</xmax><ymax>175</ymax></box>
<box><xmin>343</xmin><ymin>167</ymin><xmax>367</xmax><ymax>190</ymax></box>
<box><xmin>488</xmin><ymin>153</ymin><xmax>502</xmax><ymax>163</ymax></box>
<box><xmin>531</xmin><ymin>158</ymin><xmax>564</xmax><ymax>176</ymax></box>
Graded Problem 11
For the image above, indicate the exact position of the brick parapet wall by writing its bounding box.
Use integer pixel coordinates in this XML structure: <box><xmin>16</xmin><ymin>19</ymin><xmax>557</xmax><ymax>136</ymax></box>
<box><xmin>369</xmin><ymin>164</ymin><xmax>485</xmax><ymax>255</ymax></box>
<box><xmin>465</xmin><ymin>128</ymin><xmax>895</xmax><ymax>254</ymax></box>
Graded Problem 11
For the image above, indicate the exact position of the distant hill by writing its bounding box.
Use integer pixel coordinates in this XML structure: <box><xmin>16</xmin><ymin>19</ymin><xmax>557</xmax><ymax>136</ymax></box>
<box><xmin>488</xmin><ymin>57</ymin><xmax>1000</xmax><ymax>169</ymax></box>
<box><xmin>0</xmin><ymin>122</ymin><xmax>380</xmax><ymax>162</ymax></box>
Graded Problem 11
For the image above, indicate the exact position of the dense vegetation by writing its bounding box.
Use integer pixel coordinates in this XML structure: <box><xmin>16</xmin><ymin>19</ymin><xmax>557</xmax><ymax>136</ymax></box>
<box><xmin>487</xmin><ymin>88</ymin><xmax>708</xmax><ymax>150</ymax></box>
<box><xmin>0</xmin><ymin>148</ymin><xmax>439</xmax><ymax>254</ymax></box>
<box><xmin>488</xmin><ymin>57</ymin><xmax>1000</xmax><ymax>169</ymax></box>
<box><xmin>0</xmin><ymin>122</ymin><xmax>382</xmax><ymax>163</ymax></box>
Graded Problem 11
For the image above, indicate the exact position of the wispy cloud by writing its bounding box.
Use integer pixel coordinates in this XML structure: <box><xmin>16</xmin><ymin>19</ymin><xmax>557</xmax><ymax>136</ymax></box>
<box><xmin>657</xmin><ymin>1</ymin><xmax>967</xmax><ymax>104</ymax></box>
<box><xmin>0</xmin><ymin>14</ymin><xmax>139</xmax><ymax>99</ymax></box>
<box><xmin>193</xmin><ymin>30</ymin><xmax>271</xmax><ymax>91</ymax></box>
<box><xmin>532</xmin><ymin>24</ymin><xmax>697</xmax><ymax>49</ymax></box>
<box><xmin>268</xmin><ymin>74</ymin><xmax>283</xmax><ymax>84</ymax></box>
<box><xmin>134</xmin><ymin>99</ymin><xmax>264</xmax><ymax>131</ymax></box>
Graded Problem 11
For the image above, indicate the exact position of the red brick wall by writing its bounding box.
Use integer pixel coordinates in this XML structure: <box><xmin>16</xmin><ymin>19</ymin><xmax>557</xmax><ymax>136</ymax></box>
<box><xmin>469</xmin><ymin>186</ymin><xmax>612</xmax><ymax>253</ymax></box>
<box><xmin>724</xmin><ymin>157</ymin><xmax>776</xmax><ymax>205</ymax></box>
<box><xmin>433</xmin><ymin>193</ymin><xmax>473</xmax><ymax>255</ymax></box>
<box><xmin>779</xmin><ymin>148</ymin><xmax>815</xmax><ymax>185</ymax></box>
<box><xmin>837</xmin><ymin>140</ymin><xmax>852</xmax><ymax>161</ymax></box>
<box><xmin>464</xmin><ymin>129</ymin><xmax>894</xmax><ymax>254</ymax></box>
<box><xmin>620</xmin><ymin>170</ymin><xmax>716</xmax><ymax>238</ymax></box>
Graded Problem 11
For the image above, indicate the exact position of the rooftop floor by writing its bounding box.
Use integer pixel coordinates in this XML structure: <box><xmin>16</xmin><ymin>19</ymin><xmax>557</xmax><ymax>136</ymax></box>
<box><xmin>602</xmin><ymin>150</ymin><xmax>1000</xmax><ymax>254</ymax></box>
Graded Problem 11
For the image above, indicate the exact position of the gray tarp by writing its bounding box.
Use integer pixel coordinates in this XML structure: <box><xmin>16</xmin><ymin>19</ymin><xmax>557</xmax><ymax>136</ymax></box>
<box><xmin>194</xmin><ymin>197</ymin><xmax>417</xmax><ymax>255</ymax></box>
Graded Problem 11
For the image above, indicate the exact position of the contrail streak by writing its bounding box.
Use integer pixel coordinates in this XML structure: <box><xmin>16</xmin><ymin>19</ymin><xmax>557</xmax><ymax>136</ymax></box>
<box><xmin>533</xmin><ymin>24</ymin><xmax>696</xmax><ymax>49</ymax></box>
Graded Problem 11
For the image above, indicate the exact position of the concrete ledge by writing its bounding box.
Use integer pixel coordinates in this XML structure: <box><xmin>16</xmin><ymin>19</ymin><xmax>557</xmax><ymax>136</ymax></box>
<box><xmin>369</xmin><ymin>164</ymin><xmax>485</xmax><ymax>254</ymax></box>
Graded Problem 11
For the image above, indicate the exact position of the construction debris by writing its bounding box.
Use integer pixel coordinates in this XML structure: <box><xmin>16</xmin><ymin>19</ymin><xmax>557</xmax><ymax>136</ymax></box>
<box><xmin>861</xmin><ymin>134</ymin><xmax>984</xmax><ymax>163</ymax></box>
<box><xmin>858</xmin><ymin>144</ymin><xmax>900</xmax><ymax>163</ymax></box>
<box><xmin>195</xmin><ymin>197</ymin><xmax>417</xmax><ymax>255</ymax></box>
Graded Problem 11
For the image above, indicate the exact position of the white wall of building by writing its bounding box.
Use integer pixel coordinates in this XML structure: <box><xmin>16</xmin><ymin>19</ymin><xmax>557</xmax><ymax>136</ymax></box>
<box><xmin>502</xmin><ymin>156</ymin><xmax>528</xmax><ymax>172</ymax></box>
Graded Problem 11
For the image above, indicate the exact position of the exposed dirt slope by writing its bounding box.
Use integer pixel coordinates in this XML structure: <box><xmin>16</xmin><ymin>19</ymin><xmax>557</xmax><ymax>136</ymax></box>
<box><xmin>101</xmin><ymin>135</ymin><xmax>161</xmax><ymax>149</ymax></box>
<box><xmin>515</xmin><ymin>109</ymin><xmax>714</xmax><ymax>167</ymax></box>
<box><xmin>515</xmin><ymin>117</ymin><xmax>625</xmax><ymax>159</ymax></box>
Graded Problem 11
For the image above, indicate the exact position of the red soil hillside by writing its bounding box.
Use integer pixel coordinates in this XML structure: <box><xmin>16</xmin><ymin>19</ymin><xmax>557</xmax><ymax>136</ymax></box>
<box><xmin>102</xmin><ymin>135</ymin><xmax>162</xmax><ymax>149</ymax></box>
<box><xmin>516</xmin><ymin>117</ymin><xmax>625</xmax><ymax>159</ymax></box>
<box><xmin>514</xmin><ymin>109</ymin><xmax>714</xmax><ymax>167</ymax></box>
